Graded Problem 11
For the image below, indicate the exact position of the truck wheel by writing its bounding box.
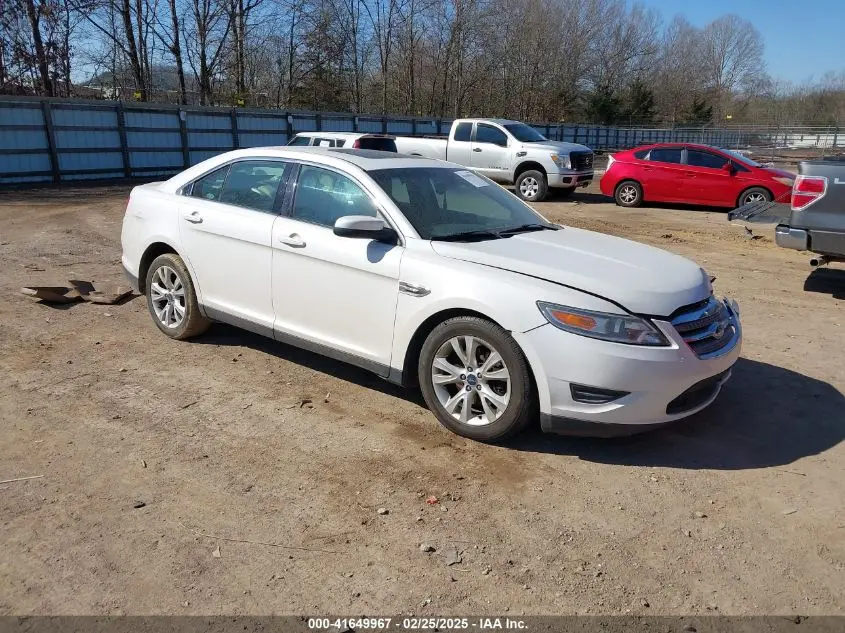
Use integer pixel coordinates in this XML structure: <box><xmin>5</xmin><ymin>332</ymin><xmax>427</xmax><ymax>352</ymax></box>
<box><xmin>418</xmin><ymin>316</ymin><xmax>535</xmax><ymax>442</ymax></box>
<box><xmin>614</xmin><ymin>180</ymin><xmax>642</xmax><ymax>207</ymax></box>
<box><xmin>515</xmin><ymin>170</ymin><xmax>548</xmax><ymax>202</ymax></box>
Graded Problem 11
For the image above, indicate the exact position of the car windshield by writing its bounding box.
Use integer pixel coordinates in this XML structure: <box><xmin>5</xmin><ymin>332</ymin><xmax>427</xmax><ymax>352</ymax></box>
<box><xmin>369</xmin><ymin>167</ymin><xmax>550</xmax><ymax>240</ymax></box>
<box><xmin>503</xmin><ymin>123</ymin><xmax>547</xmax><ymax>143</ymax></box>
<box><xmin>719</xmin><ymin>148</ymin><xmax>761</xmax><ymax>167</ymax></box>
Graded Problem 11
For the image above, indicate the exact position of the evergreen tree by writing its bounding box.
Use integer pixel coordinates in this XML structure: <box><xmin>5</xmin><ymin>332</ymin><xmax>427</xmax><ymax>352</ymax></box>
<box><xmin>586</xmin><ymin>84</ymin><xmax>621</xmax><ymax>125</ymax></box>
<box><xmin>623</xmin><ymin>78</ymin><xmax>656</xmax><ymax>124</ymax></box>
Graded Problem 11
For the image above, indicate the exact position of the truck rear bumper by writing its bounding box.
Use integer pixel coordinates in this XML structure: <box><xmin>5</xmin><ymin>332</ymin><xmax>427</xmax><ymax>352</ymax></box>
<box><xmin>777</xmin><ymin>224</ymin><xmax>845</xmax><ymax>257</ymax></box>
<box><xmin>775</xmin><ymin>225</ymin><xmax>808</xmax><ymax>250</ymax></box>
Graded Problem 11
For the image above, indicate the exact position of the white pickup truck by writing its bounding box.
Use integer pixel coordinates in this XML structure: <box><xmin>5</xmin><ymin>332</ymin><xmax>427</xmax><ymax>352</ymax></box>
<box><xmin>395</xmin><ymin>119</ymin><xmax>594</xmax><ymax>202</ymax></box>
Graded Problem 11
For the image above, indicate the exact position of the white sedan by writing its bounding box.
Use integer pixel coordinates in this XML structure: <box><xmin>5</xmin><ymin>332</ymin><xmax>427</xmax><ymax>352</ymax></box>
<box><xmin>121</xmin><ymin>147</ymin><xmax>741</xmax><ymax>441</ymax></box>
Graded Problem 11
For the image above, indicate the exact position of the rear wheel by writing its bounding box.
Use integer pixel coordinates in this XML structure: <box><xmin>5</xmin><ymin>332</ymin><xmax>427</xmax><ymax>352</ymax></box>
<box><xmin>614</xmin><ymin>180</ymin><xmax>642</xmax><ymax>207</ymax></box>
<box><xmin>738</xmin><ymin>187</ymin><xmax>772</xmax><ymax>207</ymax></box>
<box><xmin>145</xmin><ymin>253</ymin><xmax>210</xmax><ymax>340</ymax></box>
<box><xmin>418</xmin><ymin>317</ymin><xmax>535</xmax><ymax>442</ymax></box>
<box><xmin>515</xmin><ymin>170</ymin><xmax>549</xmax><ymax>202</ymax></box>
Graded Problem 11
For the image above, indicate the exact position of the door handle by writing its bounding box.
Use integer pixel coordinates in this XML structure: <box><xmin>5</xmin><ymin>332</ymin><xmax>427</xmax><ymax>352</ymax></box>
<box><xmin>279</xmin><ymin>233</ymin><xmax>306</xmax><ymax>248</ymax></box>
<box><xmin>685</xmin><ymin>172</ymin><xmax>696</xmax><ymax>177</ymax></box>
<box><xmin>183</xmin><ymin>211</ymin><xmax>203</xmax><ymax>224</ymax></box>
<box><xmin>473</xmin><ymin>148</ymin><xmax>482</xmax><ymax>152</ymax></box>
<box><xmin>643</xmin><ymin>166</ymin><xmax>653</xmax><ymax>171</ymax></box>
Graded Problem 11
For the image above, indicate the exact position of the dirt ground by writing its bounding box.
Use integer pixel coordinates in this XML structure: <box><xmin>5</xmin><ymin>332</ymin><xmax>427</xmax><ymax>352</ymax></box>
<box><xmin>1</xmin><ymin>181</ymin><xmax>843</xmax><ymax>617</ymax></box>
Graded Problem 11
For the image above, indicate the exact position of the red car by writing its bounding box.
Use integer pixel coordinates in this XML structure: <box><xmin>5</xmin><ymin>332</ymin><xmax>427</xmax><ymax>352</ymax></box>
<box><xmin>600</xmin><ymin>143</ymin><xmax>795</xmax><ymax>209</ymax></box>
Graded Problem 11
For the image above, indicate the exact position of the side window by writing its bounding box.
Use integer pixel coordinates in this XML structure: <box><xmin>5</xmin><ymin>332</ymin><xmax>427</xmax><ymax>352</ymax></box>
<box><xmin>315</xmin><ymin>138</ymin><xmax>335</xmax><ymax>147</ymax></box>
<box><xmin>189</xmin><ymin>165</ymin><xmax>229</xmax><ymax>201</ymax></box>
<box><xmin>687</xmin><ymin>149</ymin><xmax>728</xmax><ymax>169</ymax></box>
<box><xmin>219</xmin><ymin>160</ymin><xmax>288</xmax><ymax>213</ymax></box>
<box><xmin>649</xmin><ymin>148</ymin><xmax>683</xmax><ymax>164</ymax></box>
<box><xmin>634</xmin><ymin>149</ymin><xmax>649</xmax><ymax>159</ymax></box>
<box><xmin>292</xmin><ymin>165</ymin><xmax>379</xmax><ymax>228</ymax></box>
<box><xmin>453</xmin><ymin>122</ymin><xmax>472</xmax><ymax>142</ymax></box>
<box><xmin>476</xmin><ymin>124</ymin><xmax>508</xmax><ymax>147</ymax></box>
<box><xmin>288</xmin><ymin>136</ymin><xmax>312</xmax><ymax>146</ymax></box>
<box><xmin>732</xmin><ymin>161</ymin><xmax>750</xmax><ymax>172</ymax></box>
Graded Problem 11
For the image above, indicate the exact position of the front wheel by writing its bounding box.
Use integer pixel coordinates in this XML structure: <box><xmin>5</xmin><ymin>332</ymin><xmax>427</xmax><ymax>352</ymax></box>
<box><xmin>515</xmin><ymin>170</ymin><xmax>549</xmax><ymax>202</ymax></box>
<box><xmin>418</xmin><ymin>317</ymin><xmax>535</xmax><ymax>442</ymax></box>
<box><xmin>738</xmin><ymin>187</ymin><xmax>772</xmax><ymax>207</ymax></box>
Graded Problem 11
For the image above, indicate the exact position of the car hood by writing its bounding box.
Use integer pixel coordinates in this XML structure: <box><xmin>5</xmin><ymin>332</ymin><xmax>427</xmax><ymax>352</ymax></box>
<box><xmin>430</xmin><ymin>228</ymin><xmax>711</xmax><ymax>316</ymax></box>
<box><xmin>520</xmin><ymin>141</ymin><xmax>592</xmax><ymax>154</ymax></box>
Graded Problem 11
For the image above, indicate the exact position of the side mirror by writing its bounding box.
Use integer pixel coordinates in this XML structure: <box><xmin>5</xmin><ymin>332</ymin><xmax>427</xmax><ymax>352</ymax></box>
<box><xmin>722</xmin><ymin>162</ymin><xmax>736</xmax><ymax>174</ymax></box>
<box><xmin>333</xmin><ymin>215</ymin><xmax>398</xmax><ymax>243</ymax></box>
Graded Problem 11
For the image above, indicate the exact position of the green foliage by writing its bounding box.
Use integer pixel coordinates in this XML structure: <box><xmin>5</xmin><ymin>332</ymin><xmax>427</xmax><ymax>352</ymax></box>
<box><xmin>622</xmin><ymin>79</ymin><xmax>656</xmax><ymax>124</ymax></box>
<box><xmin>683</xmin><ymin>97</ymin><xmax>713</xmax><ymax>125</ymax></box>
<box><xmin>586</xmin><ymin>84</ymin><xmax>622</xmax><ymax>125</ymax></box>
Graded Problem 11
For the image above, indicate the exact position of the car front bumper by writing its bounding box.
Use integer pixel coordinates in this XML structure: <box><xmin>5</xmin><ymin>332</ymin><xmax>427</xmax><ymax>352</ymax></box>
<box><xmin>513</xmin><ymin>301</ymin><xmax>742</xmax><ymax>436</ymax></box>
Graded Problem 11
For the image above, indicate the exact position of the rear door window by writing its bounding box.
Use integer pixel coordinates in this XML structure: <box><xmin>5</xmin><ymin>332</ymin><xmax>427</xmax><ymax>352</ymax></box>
<box><xmin>189</xmin><ymin>165</ymin><xmax>229</xmax><ymax>201</ymax></box>
<box><xmin>687</xmin><ymin>149</ymin><xmax>729</xmax><ymax>169</ymax></box>
<box><xmin>453</xmin><ymin>122</ymin><xmax>472</xmax><ymax>142</ymax></box>
<box><xmin>288</xmin><ymin>136</ymin><xmax>312</xmax><ymax>146</ymax></box>
<box><xmin>219</xmin><ymin>160</ymin><xmax>289</xmax><ymax>213</ymax></box>
<box><xmin>649</xmin><ymin>148</ymin><xmax>683</xmax><ymax>164</ymax></box>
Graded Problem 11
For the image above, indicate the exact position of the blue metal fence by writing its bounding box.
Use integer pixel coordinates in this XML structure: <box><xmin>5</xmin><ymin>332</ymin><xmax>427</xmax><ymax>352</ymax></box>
<box><xmin>0</xmin><ymin>96</ymin><xmax>840</xmax><ymax>185</ymax></box>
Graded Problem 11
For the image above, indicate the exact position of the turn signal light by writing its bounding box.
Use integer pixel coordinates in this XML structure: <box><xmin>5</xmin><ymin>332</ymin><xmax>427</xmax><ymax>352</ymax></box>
<box><xmin>550</xmin><ymin>310</ymin><xmax>597</xmax><ymax>330</ymax></box>
<box><xmin>791</xmin><ymin>175</ymin><xmax>827</xmax><ymax>211</ymax></box>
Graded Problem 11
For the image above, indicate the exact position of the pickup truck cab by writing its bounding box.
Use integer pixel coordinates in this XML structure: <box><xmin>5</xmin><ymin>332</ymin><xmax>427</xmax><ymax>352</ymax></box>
<box><xmin>395</xmin><ymin>119</ymin><xmax>594</xmax><ymax>202</ymax></box>
<box><xmin>776</xmin><ymin>157</ymin><xmax>845</xmax><ymax>268</ymax></box>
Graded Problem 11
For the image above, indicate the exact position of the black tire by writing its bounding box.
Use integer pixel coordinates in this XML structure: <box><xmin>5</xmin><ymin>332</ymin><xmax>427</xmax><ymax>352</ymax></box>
<box><xmin>515</xmin><ymin>170</ymin><xmax>549</xmax><ymax>203</ymax></box>
<box><xmin>737</xmin><ymin>187</ymin><xmax>772</xmax><ymax>208</ymax></box>
<box><xmin>145</xmin><ymin>253</ymin><xmax>210</xmax><ymax>340</ymax></box>
<box><xmin>614</xmin><ymin>180</ymin><xmax>642</xmax><ymax>207</ymax></box>
<box><xmin>418</xmin><ymin>316</ymin><xmax>535</xmax><ymax>442</ymax></box>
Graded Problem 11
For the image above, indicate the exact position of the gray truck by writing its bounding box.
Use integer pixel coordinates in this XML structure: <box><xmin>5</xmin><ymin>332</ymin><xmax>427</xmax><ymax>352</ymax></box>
<box><xmin>774</xmin><ymin>157</ymin><xmax>845</xmax><ymax>267</ymax></box>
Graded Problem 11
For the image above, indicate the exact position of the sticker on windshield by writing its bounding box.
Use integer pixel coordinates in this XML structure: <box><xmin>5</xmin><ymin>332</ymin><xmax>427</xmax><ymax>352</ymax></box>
<box><xmin>455</xmin><ymin>170</ymin><xmax>489</xmax><ymax>187</ymax></box>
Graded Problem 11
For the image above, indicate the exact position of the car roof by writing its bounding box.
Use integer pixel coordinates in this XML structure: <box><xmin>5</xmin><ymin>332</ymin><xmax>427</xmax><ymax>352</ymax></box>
<box><xmin>294</xmin><ymin>131</ymin><xmax>393</xmax><ymax>139</ymax></box>
<box><xmin>631</xmin><ymin>142</ymin><xmax>723</xmax><ymax>151</ymax></box>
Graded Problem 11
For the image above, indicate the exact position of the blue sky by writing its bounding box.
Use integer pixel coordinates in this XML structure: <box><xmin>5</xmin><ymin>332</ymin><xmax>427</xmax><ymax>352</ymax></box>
<box><xmin>633</xmin><ymin>0</ymin><xmax>844</xmax><ymax>84</ymax></box>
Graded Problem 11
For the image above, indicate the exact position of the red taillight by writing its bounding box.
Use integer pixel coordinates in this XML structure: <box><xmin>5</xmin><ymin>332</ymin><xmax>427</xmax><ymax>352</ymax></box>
<box><xmin>352</xmin><ymin>139</ymin><xmax>361</xmax><ymax>148</ymax></box>
<box><xmin>791</xmin><ymin>175</ymin><xmax>827</xmax><ymax>211</ymax></box>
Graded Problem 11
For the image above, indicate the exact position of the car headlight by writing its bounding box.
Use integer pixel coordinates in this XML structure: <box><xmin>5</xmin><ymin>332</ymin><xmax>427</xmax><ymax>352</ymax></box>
<box><xmin>550</xmin><ymin>153</ymin><xmax>571</xmax><ymax>170</ymax></box>
<box><xmin>537</xmin><ymin>301</ymin><xmax>670</xmax><ymax>346</ymax></box>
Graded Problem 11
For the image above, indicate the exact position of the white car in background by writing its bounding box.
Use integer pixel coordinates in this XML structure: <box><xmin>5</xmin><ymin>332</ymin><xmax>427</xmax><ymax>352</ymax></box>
<box><xmin>121</xmin><ymin>147</ymin><xmax>741</xmax><ymax>441</ymax></box>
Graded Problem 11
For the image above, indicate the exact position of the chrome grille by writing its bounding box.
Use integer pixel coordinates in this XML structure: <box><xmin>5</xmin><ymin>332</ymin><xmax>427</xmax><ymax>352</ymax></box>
<box><xmin>570</xmin><ymin>151</ymin><xmax>594</xmax><ymax>171</ymax></box>
<box><xmin>671</xmin><ymin>296</ymin><xmax>736</xmax><ymax>359</ymax></box>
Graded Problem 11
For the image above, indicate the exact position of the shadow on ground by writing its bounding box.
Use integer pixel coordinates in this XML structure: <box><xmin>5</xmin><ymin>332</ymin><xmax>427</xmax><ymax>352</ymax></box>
<box><xmin>196</xmin><ymin>325</ymin><xmax>843</xmax><ymax>471</ymax></box>
<box><xmin>804</xmin><ymin>267</ymin><xmax>845</xmax><ymax>300</ymax></box>
<box><xmin>195</xmin><ymin>323</ymin><xmax>424</xmax><ymax>406</ymax></box>
<box><xmin>509</xmin><ymin>357</ymin><xmax>845</xmax><ymax>470</ymax></box>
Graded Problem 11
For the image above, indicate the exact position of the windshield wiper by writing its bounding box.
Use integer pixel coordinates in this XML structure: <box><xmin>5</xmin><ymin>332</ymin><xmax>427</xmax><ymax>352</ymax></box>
<box><xmin>497</xmin><ymin>223</ymin><xmax>560</xmax><ymax>235</ymax></box>
<box><xmin>430</xmin><ymin>229</ymin><xmax>504</xmax><ymax>242</ymax></box>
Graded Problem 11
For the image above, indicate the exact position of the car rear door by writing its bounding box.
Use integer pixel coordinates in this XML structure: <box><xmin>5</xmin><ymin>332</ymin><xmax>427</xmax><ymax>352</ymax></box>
<box><xmin>683</xmin><ymin>148</ymin><xmax>736</xmax><ymax>205</ymax></box>
<box><xmin>642</xmin><ymin>147</ymin><xmax>685</xmax><ymax>202</ymax></box>
<box><xmin>470</xmin><ymin>123</ymin><xmax>510</xmax><ymax>181</ymax></box>
<box><xmin>179</xmin><ymin>160</ymin><xmax>292</xmax><ymax>333</ymax></box>
<box><xmin>270</xmin><ymin>163</ymin><xmax>403</xmax><ymax>373</ymax></box>
<box><xmin>446</xmin><ymin>122</ymin><xmax>473</xmax><ymax>166</ymax></box>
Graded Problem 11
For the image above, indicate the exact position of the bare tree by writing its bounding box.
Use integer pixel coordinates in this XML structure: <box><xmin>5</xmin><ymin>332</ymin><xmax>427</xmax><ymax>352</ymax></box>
<box><xmin>700</xmin><ymin>14</ymin><xmax>765</xmax><ymax>119</ymax></box>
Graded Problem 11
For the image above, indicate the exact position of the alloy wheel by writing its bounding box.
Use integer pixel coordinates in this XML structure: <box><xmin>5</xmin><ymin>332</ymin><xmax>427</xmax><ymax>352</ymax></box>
<box><xmin>430</xmin><ymin>335</ymin><xmax>512</xmax><ymax>426</ymax></box>
<box><xmin>519</xmin><ymin>177</ymin><xmax>539</xmax><ymax>199</ymax></box>
<box><xmin>619</xmin><ymin>184</ymin><xmax>638</xmax><ymax>204</ymax></box>
<box><xmin>149</xmin><ymin>265</ymin><xmax>186</xmax><ymax>329</ymax></box>
<box><xmin>743</xmin><ymin>192</ymin><xmax>766</xmax><ymax>204</ymax></box>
